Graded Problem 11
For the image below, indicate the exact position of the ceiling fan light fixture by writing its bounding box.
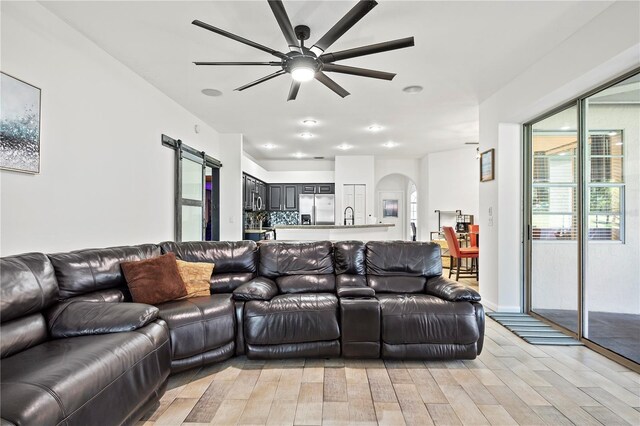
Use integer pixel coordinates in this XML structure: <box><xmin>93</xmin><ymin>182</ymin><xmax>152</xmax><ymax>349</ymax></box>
<box><xmin>300</xmin><ymin>132</ymin><xmax>314</xmax><ymax>139</ymax></box>
<box><xmin>291</xmin><ymin>65</ymin><xmax>316</xmax><ymax>82</ymax></box>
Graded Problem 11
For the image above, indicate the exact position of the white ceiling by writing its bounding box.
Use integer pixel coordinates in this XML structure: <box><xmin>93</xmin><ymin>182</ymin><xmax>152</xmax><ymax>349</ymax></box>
<box><xmin>42</xmin><ymin>1</ymin><xmax>613</xmax><ymax>160</ymax></box>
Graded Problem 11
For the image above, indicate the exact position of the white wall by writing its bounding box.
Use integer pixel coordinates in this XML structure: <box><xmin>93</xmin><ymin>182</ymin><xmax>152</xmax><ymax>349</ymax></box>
<box><xmin>219</xmin><ymin>134</ymin><xmax>244</xmax><ymax>242</ymax></box>
<box><xmin>0</xmin><ymin>2</ymin><xmax>242</xmax><ymax>255</ymax></box>
<box><xmin>335</xmin><ymin>155</ymin><xmax>375</xmax><ymax>225</ymax></box>
<box><xmin>242</xmin><ymin>154</ymin><xmax>334</xmax><ymax>184</ymax></box>
<box><xmin>426</xmin><ymin>147</ymin><xmax>480</xmax><ymax>237</ymax></box>
<box><xmin>478</xmin><ymin>1</ymin><xmax>640</xmax><ymax>311</ymax></box>
<box><xmin>375</xmin><ymin>174</ymin><xmax>409</xmax><ymax>240</ymax></box>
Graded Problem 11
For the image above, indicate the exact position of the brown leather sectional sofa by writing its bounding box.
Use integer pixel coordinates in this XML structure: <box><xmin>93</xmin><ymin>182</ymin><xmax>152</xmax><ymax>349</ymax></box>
<box><xmin>0</xmin><ymin>240</ymin><xmax>484</xmax><ymax>425</ymax></box>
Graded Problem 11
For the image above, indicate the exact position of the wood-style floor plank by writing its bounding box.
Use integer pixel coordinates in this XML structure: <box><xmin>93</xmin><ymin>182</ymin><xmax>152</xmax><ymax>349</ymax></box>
<box><xmin>140</xmin><ymin>317</ymin><xmax>640</xmax><ymax>426</ymax></box>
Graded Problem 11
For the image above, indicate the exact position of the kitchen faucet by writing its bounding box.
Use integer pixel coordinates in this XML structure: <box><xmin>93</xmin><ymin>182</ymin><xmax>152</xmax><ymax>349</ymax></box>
<box><xmin>344</xmin><ymin>206</ymin><xmax>354</xmax><ymax>226</ymax></box>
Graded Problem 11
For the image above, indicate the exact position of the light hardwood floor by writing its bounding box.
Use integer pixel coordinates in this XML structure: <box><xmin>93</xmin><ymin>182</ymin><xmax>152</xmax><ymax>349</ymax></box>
<box><xmin>138</xmin><ymin>317</ymin><xmax>640</xmax><ymax>425</ymax></box>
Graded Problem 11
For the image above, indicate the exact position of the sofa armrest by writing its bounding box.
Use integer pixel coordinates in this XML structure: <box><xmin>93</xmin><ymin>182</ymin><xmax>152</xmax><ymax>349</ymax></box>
<box><xmin>336</xmin><ymin>275</ymin><xmax>374</xmax><ymax>298</ymax></box>
<box><xmin>337</xmin><ymin>286</ymin><xmax>376</xmax><ymax>298</ymax></box>
<box><xmin>426</xmin><ymin>276</ymin><xmax>481</xmax><ymax>302</ymax></box>
<box><xmin>233</xmin><ymin>277</ymin><xmax>278</xmax><ymax>301</ymax></box>
<box><xmin>46</xmin><ymin>301</ymin><xmax>159</xmax><ymax>339</ymax></box>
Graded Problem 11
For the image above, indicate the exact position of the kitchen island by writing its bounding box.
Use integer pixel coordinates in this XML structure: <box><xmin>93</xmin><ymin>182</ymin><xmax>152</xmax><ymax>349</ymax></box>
<box><xmin>274</xmin><ymin>223</ymin><xmax>395</xmax><ymax>241</ymax></box>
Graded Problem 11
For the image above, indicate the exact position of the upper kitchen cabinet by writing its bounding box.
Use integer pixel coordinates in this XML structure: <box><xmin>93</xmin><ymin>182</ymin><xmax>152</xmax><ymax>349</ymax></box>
<box><xmin>268</xmin><ymin>184</ymin><xmax>298</xmax><ymax>211</ymax></box>
<box><xmin>299</xmin><ymin>184</ymin><xmax>335</xmax><ymax>194</ymax></box>
<box><xmin>243</xmin><ymin>173</ymin><xmax>266</xmax><ymax>211</ymax></box>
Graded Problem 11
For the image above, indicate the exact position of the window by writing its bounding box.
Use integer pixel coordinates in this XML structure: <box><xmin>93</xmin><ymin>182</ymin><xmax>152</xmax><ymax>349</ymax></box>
<box><xmin>588</xmin><ymin>131</ymin><xmax>624</xmax><ymax>241</ymax></box>
<box><xmin>531</xmin><ymin>130</ymin><xmax>624</xmax><ymax>241</ymax></box>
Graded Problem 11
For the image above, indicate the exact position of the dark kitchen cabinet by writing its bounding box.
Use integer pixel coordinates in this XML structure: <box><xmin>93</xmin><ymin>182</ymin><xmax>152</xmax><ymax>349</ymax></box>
<box><xmin>300</xmin><ymin>184</ymin><xmax>316</xmax><ymax>194</ymax></box>
<box><xmin>243</xmin><ymin>173</ymin><xmax>267</xmax><ymax>211</ymax></box>
<box><xmin>317</xmin><ymin>184</ymin><xmax>334</xmax><ymax>194</ymax></box>
<box><xmin>268</xmin><ymin>184</ymin><xmax>298</xmax><ymax>211</ymax></box>
<box><xmin>283</xmin><ymin>184</ymin><xmax>297</xmax><ymax>210</ymax></box>
<box><xmin>268</xmin><ymin>185</ymin><xmax>283</xmax><ymax>211</ymax></box>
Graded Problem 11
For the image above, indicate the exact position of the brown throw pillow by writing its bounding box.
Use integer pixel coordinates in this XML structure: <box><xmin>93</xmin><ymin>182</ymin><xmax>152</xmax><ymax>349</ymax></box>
<box><xmin>121</xmin><ymin>253</ymin><xmax>187</xmax><ymax>305</ymax></box>
<box><xmin>176</xmin><ymin>259</ymin><xmax>214</xmax><ymax>298</ymax></box>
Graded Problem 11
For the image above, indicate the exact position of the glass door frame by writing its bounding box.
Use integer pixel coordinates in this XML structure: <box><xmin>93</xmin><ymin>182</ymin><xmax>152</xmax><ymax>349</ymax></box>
<box><xmin>523</xmin><ymin>67</ymin><xmax>640</xmax><ymax>372</ymax></box>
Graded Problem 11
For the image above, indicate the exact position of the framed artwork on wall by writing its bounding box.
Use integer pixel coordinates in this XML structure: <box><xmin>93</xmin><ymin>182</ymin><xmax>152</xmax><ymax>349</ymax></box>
<box><xmin>382</xmin><ymin>199</ymin><xmax>399</xmax><ymax>217</ymax></box>
<box><xmin>480</xmin><ymin>148</ymin><xmax>495</xmax><ymax>182</ymax></box>
<box><xmin>0</xmin><ymin>72</ymin><xmax>41</xmax><ymax>174</ymax></box>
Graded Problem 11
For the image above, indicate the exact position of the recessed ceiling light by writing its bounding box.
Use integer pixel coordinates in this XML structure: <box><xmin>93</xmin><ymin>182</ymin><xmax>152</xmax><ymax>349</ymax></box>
<box><xmin>302</xmin><ymin>119</ymin><xmax>317</xmax><ymax>126</ymax></box>
<box><xmin>560</xmin><ymin>125</ymin><xmax>572</xmax><ymax>130</ymax></box>
<box><xmin>608</xmin><ymin>131</ymin><xmax>618</xmax><ymax>136</ymax></box>
<box><xmin>293</xmin><ymin>152</ymin><xmax>306</xmax><ymax>158</ymax></box>
<box><xmin>300</xmin><ymin>132</ymin><xmax>313</xmax><ymax>139</ymax></box>
<box><xmin>615</xmin><ymin>142</ymin><xmax>623</xmax><ymax>146</ymax></box>
<box><xmin>558</xmin><ymin>152</ymin><xmax>568</xmax><ymax>156</ymax></box>
<box><xmin>383</xmin><ymin>141</ymin><xmax>398</xmax><ymax>148</ymax></box>
<box><xmin>337</xmin><ymin>143</ymin><xmax>353</xmax><ymax>151</ymax></box>
<box><xmin>402</xmin><ymin>85</ymin><xmax>423</xmax><ymax>94</ymax></box>
<box><xmin>201</xmin><ymin>88</ymin><xmax>222</xmax><ymax>97</ymax></box>
<box><xmin>263</xmin><ymin>143</ymin><xmax>276</xmax><ymax>150</ymax></box>
<box><xmin>368</xmin><ymin>124</ymin><xmax>383</xmax><ymax>132</ymax></box>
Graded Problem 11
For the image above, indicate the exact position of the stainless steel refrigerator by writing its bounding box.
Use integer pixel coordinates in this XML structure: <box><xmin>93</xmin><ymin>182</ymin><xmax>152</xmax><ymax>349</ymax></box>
<box><xmin>299</xmin><ymin>194</ymin><xmax>335</xmax><ymax>225</ymax></box>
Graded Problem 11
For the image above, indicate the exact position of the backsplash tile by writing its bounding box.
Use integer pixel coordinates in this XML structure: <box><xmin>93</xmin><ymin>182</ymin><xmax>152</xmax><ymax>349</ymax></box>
<box><xmin>268</xmin><ymin>211</ymin><xmax>299</xmax><ymax>226</ymax></box>
<box><xmin>244</xmin><ymin>211</ymin><xmax>299</xmax><ymax>228</ymax></box>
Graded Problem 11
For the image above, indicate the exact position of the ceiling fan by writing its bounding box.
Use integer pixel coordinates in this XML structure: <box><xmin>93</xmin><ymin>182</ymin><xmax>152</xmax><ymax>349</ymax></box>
<box><xmin>192</xmin><ymin>0</ymin><xmax>415</xmax><ymax>101</ymax></box>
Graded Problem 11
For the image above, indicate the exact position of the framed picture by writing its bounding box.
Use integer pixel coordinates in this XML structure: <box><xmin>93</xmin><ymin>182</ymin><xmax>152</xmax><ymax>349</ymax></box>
<box><xmin>0</xmin><ymin>72</ymin><xmax>41</xmax><ymax>174</ymax></box>
<box><xmin>382</xmin><ymin>199</ymin><xmax>399</xmax><ymax>217</ymax></box>
<box><xmin>480</xmin><ymin>148</ymin><xmax>495</xmax><ymax>182</ymax></box>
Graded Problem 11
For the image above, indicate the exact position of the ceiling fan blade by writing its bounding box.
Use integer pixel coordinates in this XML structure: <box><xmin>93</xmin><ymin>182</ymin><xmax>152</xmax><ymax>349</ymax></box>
<box><xmin>192</xmin><ymin>19</ymin><xmax>287</xmax><ymax>59</ymax></box>
<box><xmin>193</xmin><ymin>61</ymin><xmax>282</xmax><ymax>66</ymax></box>
<box><xmin>235</xmin><ymin>70</ymin><xmax>286</xmax><ymax>91</ymax></box>
<box><xmin>315</xmin><ymin>72</ymin><xmax>350</xmax><ymax>98</ymax></box>
<box><xmin>287</xmin><ymin>80</ymin><xmax>301</xmax><ymax>101</ymax></box>
<box><xmin>312</xmin><ymin>0</ymin><xmax>378</xmax><ymax>53</ymax></box>
<box><xmin>268</xmin><ymin>0</ymin><xmax>300</xmax><ymax>51</ymax></box>
<box><xmin>320</xmin><ymin>37</ymin><xmax>414</xmax><ymax>63</ymax></box>
<box><xmin>322</xmin><ymin>63</ymin><xmax>395</xmax><ymax>80</ymax></box>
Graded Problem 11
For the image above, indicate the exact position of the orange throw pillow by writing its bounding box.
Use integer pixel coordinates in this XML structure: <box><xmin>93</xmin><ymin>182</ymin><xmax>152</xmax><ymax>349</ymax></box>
<box><xmin>176</xmin><ymin>259</ymin><xmax>214</xmax><ymax>298</ymax></box>
<box><xmin>121</xmin><ymin>253</ymin><xmax>187</xmax><ymax>304</ymax></box>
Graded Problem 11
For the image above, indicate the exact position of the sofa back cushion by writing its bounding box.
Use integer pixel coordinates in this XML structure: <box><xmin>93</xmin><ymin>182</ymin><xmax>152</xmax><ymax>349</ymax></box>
<box><xmin>1</xmin><ymin>253</ymin><xmax>59</xmax><ymax>358</ymax></box>
<box><xmin>333</xmin><ymin>241</ymin><xmax>366</xmax><ymax>275</ymax></box>
<box><xmin>160</xmin><ymin>241</ymin><xmax>258</xmax><ymax>293</ymax></box>
<box><xmin>259</xmin><ymin>241</ymin><xmax>335</xmax><ymax>293</ymax></box>
<box><xmin>366</xmin><ymin>241</ymin><xmax>442</xmax><ymax>277</ymax></box>
<box><xmin>48</xmin><ymin>244</ymin><xmax>161</xmax><ymax>300</ymax></box>
<box><xmin>259</xmin><ymin>241</ymin><xmax>334</xmax><ymax>277</ymax></box>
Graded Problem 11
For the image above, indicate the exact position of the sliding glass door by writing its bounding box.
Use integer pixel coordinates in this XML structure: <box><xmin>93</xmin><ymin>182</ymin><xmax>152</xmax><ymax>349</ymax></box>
<box><xmin>529</xmin><ymin>105</ymin><xmax>579</xmax><ymax>334</ymax></box>
<box><xmin>583</xmin><ymin>73</ymin><xmax>639</xmax><ymax>364</ymax></box>
<box><xmin>525</xmin><ymin>69</ymin><xmax>639</xmax><ymax>368</ymax></box>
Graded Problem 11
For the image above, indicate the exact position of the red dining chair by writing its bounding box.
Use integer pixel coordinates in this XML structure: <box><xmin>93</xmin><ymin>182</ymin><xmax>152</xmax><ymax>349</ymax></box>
<box><xmin>468</xmin><ymin>224</ymin><xmax>479</xmax><ymax>248</ymax></box>
<box><xmin>443</xmin><ymin>226</ymin><xmax>479</xmax><ymax>281</ymax></box>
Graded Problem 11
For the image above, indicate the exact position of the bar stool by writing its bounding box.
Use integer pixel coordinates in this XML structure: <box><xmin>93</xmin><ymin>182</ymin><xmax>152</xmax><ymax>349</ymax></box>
<box><xmin>468</xmin><ymin>224</ymin><xmax>479</xmax><ymax>247</ymax></box>
<box><xmin>443</xmin><ymin>226</ymin><xmax>479</xmax><ymax>281</ymax></box>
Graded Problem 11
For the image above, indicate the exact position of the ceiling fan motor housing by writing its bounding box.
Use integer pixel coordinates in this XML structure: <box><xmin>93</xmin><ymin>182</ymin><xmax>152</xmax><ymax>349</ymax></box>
<box><xmin>282</xmin><ymin>51</ymin><xmax>322</xmax><ymax>74</ymax></box>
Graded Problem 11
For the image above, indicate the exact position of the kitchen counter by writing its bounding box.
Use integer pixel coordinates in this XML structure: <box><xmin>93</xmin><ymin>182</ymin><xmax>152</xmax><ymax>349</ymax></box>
<box><xmin>274</xmin><ymin>223</ymin><xmax>396</xmax><ymax>241</ymax></box>
<box><xmin>274</xmin><ymin>224</ymin><xmax>394</xmax><ymax>230</ymax></box>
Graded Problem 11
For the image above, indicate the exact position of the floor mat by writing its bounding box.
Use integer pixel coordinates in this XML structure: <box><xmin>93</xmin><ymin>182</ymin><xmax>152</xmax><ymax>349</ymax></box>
<box><xmin>486</xmin><ymin>312</ymin><xmax>583</xmax><ymax>346</ymax></box>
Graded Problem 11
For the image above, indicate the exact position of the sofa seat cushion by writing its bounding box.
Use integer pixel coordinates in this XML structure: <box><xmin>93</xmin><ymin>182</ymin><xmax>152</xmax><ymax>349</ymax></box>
<box><xmin>0</xmin><ymin>322</ymin><xmax>170</xmax><ymax>426</ymax></box>
<box><xmin>378</xmin><ymin>294</ymin><xmax>479</xmax><ymax>345</ymax></box>
<box><xmin>156</xmin><ymin>294</ymin><xmax>235</xmax><ymax>360</ymax></box>
<box><xmin>244</xmin><ymin>293</ymin><xmax>339</xmax><ymax>345</ymax></box>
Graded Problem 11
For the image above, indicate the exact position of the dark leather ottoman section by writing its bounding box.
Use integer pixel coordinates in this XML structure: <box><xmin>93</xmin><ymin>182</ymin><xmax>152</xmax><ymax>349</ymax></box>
<box><xmin>171</xmin><ymin>341</ymin><xmax>235</xmax><ymax>373</ymax></box>
<box><xmin>382</xmin><ymin>342</ymin><xmax>479</xmax><ymax>360</ymax></box>
<box><xmin>246</xmin><ymin>340</ymin><xmax>341</xmax><ymax>359</ymax></box>
<box><xmin>156</xmin><ymin>294</ymin><xmax>235</xmax><ymax>361</ymax></box>
<box><xmin>0</xmin><ymin>321</ymin><xmax>170</xmax><ymax>426</ymax></box>
<box><xmin>340</xmin><ymin>298</ymin><xmax>380</xmax><ymax>358</ymax></box>
<box><xmin>378</xmin><ymin>294</ymin><xmax>479</xmax><ymax>345</ymax></box>
<box><xmin>244</xmin><ymin>294</ymin><xmax>339</xmax><ymax>345</ymax></box>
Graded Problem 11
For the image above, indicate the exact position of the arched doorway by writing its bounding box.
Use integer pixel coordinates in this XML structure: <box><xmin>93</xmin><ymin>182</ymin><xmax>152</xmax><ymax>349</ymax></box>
<box><xmin>375</xmin><ymin>173</ymin><xmax>418</xmax><ymax>241</ymax></box>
